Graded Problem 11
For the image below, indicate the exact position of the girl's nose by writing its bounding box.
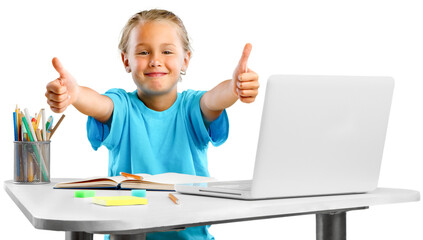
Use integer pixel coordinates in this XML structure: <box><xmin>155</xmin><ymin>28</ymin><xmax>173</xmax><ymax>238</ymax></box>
<box><xmin>149</xmin><ymin>57</ymin><xmax>162</xmax><ymax>68</ymax></box>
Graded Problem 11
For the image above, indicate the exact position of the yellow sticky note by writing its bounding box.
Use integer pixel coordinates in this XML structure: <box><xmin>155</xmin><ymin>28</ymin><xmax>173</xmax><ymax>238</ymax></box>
<box><xmin>92</xmin><ymin>196</ymin><xmax>148</xmax><ymax>206</ymax></box>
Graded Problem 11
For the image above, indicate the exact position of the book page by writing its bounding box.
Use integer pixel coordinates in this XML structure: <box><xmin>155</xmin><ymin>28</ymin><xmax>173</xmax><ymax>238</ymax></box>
<box><xmin>55</xmin><ymin>173</ymin><xmax>215</xmax><ymax>189</ymax></box>
<box><xmin>55</xmin><ymin>176</ymin><xmax>128</xmax><ymax>188</ymax></box>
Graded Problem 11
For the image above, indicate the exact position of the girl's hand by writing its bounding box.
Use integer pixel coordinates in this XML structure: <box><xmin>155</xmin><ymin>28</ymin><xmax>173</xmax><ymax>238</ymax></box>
<box><xmin>45</xmin><ymin>57</ymin><xmax>80</xmax><ymax>113</ymax></box>
<box><xmin>232</xmin><ymin>43</ymin><xmax>259</xmax><ymax>103</ymax></box>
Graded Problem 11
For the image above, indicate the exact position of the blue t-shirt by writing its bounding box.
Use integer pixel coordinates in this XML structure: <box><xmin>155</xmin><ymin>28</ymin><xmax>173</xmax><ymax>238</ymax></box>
<box><xmin>87</xmin><ymin>88</ymin><xmax>229</xmax><ymax>240</ymax></box>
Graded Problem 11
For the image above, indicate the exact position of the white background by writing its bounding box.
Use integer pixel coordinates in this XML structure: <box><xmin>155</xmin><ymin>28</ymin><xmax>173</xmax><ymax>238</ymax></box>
<box><xmin>1</xmin><ymin>0</ymin><xmax>422</xmax><ymax>239</ymax></box>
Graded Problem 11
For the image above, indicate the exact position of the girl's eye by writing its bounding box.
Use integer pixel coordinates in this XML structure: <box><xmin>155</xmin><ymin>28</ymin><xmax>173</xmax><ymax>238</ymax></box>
<box><xmin>163</xmin><ymin>50</ymin><xmax>172</xmax><ymax>55</ymax></box>
<box><xmin>138</xmin><ymin>51</ymin><xmax>149</xmax><ymax>55</ymax></box>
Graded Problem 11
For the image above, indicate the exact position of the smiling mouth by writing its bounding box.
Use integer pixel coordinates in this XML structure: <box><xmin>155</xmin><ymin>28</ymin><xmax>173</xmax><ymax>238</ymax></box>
<box><xmin>145</xmin><ymin>72</ymin><xmax>167</xmax><ymax>77</ymax></box>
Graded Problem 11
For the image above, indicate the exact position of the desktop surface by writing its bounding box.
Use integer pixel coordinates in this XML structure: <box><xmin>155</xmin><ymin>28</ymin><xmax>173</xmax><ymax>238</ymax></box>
<box><xmin>4</xmin><ymin>178</ymin><xmax>420</xmax><ymax>235</ymax></box>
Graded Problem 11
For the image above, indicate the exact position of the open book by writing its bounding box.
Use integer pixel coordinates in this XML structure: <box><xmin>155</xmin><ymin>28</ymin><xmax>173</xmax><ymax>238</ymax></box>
<box><xmin>54</xmin><ymin>172</ymin><xmax>216</xmax><ymax>191</ymax></box>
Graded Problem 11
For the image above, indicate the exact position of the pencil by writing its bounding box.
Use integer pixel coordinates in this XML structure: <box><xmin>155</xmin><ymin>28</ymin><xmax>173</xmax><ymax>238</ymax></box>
<box><xmin>120</xmin><ymin>172</ymin><xmax>143</xmax><ymax>180</ymax></box>
<box><xmin>36</xmin><ymin>129</ymin><xmax>42</xmax><ymax>141</ymax></box>
<box><xmin>168</xmin><ymin>193</ymin><xmax>180</xmax><ymax>205</ymax></box>
<box><xmin>41</xmin><ymin>109</ymin><xmax>46</xmax><ymax>141</ymax></box>
<box><xmin>49</xmin><ymin>114</ymin><xmax>65</xmax><ymax>140</ymax></box>
<box><xmin>35</xmin><ymin>109</ymin><xmax>42</xmax><ymax>129</ymax></box>
<box><xmin>28</xmin><ymin>153</ymin><xmax>34</xmax><ymax>182</ymax></box>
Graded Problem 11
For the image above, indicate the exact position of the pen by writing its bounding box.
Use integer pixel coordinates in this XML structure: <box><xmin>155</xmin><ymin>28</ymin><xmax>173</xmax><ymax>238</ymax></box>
<box><xmin>21</xmin><ymin>114</ymin><xmax>26</xmax><ymax>140</ymax></box>
<box><xmin>31</xmin><ymin>117</ymin><xmax>37</xmax><ymax>131</ymax></box>
<box><xmin>24</xmin><ymin>109</ymin><xmax>38</xmax><ymax>143</ymax></box>
<box><xmin>46</xmin><ymin>116</ymin><xmax>53</xmax><ymax>132</ymax></box>
<box><xmin>120</xmin><ymin>172</ymin><xmax>143</xmax><ymax>180</ymax></box>
<box><xmin>15</xmin><ymin>105</ymin><xmax>20</xmax><ymax>141</ymax></box>
<box><xmin>13</xmin><ymin>112</ymin><xmax>18</xmax><ymax>141</ymax></box>
<box><xmin>13</xmin><ymin>111</ymin><xmax>19</xmax><ymax>178</ymax></box>
<box><xmin>168</xmin><ymin>193</ymin><xmax>180</xmax><ymax>205</ymax></box>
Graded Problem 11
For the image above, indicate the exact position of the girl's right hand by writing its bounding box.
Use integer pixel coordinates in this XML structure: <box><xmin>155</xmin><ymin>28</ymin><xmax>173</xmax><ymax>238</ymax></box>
<box><xmin>45</xmin><ymin>57</ymin><xmax>80</xmax><ymax>113</ymax></box>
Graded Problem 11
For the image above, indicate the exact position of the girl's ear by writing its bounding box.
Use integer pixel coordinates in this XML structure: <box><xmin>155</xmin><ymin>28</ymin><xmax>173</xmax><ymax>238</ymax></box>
<box><xmin>121</xmin><ymin>52</ymin><xmax>131</xmax><ymax>73</ymax></box>
<box><xmin>182</xmin><ymin>51</ymin><xmax>191</xmax><ymax>72</ymax></box>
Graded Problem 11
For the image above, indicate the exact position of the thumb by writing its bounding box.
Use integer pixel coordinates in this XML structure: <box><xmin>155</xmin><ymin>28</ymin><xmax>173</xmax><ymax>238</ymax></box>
<box><xmin>52</xmin><ymin>57</ymin><xmax>67</xmax><ymax>78</ymax></box>
<box><xmin>238</xmin><ymin>43</ymin><xmax>252</xmax><ymax>73</ymax></box>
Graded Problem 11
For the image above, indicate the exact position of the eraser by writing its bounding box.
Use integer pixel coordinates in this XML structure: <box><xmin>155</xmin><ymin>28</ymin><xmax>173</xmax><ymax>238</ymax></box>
<box><xmin>75</xmin><ymin>190</ymin><xmax>96</xmax><ymax>198</ymax></box>
<box><xmin>131</xmin><ymin>189</ymin><xmax>146</xmax><ymax>197</ymax></box>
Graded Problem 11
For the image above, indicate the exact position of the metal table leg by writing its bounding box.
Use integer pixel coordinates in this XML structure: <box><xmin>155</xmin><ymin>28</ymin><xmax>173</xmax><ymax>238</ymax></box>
<box><xmin>316</xmin><ymin>211</ymin><xmax>347</xmax><ymax>240</ymax></box>
<box><xmin>110</xmin><ymin>233</ymin><xmax>146</xmax><ymax>240</ymax></box>
<box><xmin>65</xmin><ymin>231</ymin><xmax>93</xmax><ymax>240</ymax></box>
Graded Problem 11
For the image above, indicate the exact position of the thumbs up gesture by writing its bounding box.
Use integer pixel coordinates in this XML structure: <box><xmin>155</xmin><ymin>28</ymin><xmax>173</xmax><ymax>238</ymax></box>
<box><xmin>232</xmin><ymin>43</ymin><xmax>259</xmax><ymax>103</ymax></box>
<box><xmin>45</xmin><ymin>58</ymin><xmax>80</xmax><ymax>113</ymax></box>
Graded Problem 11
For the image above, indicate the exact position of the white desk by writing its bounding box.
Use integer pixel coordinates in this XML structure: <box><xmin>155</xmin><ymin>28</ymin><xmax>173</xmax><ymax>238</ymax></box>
<box><xmin>4</xmin><ymin>179</ymin><xmax>420</xmax><ymax>240</ymax></box>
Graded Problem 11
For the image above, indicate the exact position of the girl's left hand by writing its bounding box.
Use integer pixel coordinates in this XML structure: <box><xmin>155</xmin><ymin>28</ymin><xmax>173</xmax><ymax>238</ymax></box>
<box><xmin>232</xmin><ymin>43</ymin><xmax>260</xmax><ymax>103</ymax></box>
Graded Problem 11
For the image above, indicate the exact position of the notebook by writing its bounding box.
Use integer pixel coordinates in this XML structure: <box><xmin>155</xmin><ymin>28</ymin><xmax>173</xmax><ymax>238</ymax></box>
<box><xmin>54</xmin><ymin>172</ymin><xmax>216</xmax><ymax>191</ymax></box>
<box><xmin>175</xmin><ymin>75</ymin><xmax>394</xmax><ymax>200</ymax></box>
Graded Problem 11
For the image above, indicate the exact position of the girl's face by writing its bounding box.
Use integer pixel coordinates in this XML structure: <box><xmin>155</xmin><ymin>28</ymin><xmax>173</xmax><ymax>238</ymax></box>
<box><xmin>122</xmin><ymin>21</ymin><xmax>190</xmax><ymax>96</ymax></box>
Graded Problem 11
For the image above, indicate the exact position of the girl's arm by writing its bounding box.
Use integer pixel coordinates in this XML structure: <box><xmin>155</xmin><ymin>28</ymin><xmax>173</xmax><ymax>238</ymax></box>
<box><xmin>45</xmin><ymin>57</ymin><xmax>114</xmax><ymax>123</ymax></box>
<box><xmin>200</xmin><ymin>43</ymin><xmax>259</xmax><ymax>122</ymax></box>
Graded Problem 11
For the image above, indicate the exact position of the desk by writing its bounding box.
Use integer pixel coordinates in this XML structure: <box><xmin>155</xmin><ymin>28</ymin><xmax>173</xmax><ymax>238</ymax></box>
<box><xmin>4</xmin><ymin>179</ymin><xmax>420</xmax><ymax>240</ymax></box>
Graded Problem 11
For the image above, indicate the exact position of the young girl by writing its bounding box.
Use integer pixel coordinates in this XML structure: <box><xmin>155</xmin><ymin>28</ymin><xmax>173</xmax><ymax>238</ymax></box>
<box><xmin>45</xmin><ymin>9</ymin><xmax>259</xmax><ymax>240</ymax></box>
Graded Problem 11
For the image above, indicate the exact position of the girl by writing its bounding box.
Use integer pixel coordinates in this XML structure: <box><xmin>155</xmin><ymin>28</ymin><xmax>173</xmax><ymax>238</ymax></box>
<box><xmin>45</xmin><ymin>9</ymin><xmax>259</xmax><ymax>240</ymax></box>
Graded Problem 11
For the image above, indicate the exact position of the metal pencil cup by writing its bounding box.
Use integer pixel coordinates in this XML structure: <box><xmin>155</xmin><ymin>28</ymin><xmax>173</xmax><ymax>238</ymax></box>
<box><xmin>14</xmin><ymin>141</ymin><xmax>50</xmax><ymax>183</ymax></box>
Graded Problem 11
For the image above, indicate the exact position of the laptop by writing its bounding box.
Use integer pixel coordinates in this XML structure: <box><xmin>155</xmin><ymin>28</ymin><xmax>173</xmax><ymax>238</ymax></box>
<box><xmin>175</xmin><ymin>75</ymin><xmax>394</xmax><ymax>200</ymax></box>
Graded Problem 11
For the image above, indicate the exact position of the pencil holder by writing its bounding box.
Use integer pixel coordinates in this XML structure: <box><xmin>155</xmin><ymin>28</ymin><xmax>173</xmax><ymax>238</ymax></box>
<box><xmin>14</xmin><ymin>141</ymin><xmax>50</xmax><ymax>184</ymax></box>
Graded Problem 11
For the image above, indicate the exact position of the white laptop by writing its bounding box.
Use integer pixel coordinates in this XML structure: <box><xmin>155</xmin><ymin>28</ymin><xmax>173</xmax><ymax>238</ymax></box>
<box><xmin>175</xmin><ymin>75</ymin><xmax>394</xmax><ymax>200</ymax></box>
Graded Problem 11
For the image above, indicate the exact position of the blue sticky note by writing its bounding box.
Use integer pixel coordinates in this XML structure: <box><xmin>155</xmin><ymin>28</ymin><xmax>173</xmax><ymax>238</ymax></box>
<box><xmin>132</xmin><ymin>189</ymin><xmax>146</xmax><ymax>197</ymax></box>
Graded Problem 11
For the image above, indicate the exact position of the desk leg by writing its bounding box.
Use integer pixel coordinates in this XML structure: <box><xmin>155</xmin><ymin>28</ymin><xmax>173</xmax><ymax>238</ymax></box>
<box><xmin>110</xmin><ymin>233</ymin><xmax>146</xmax><ymax>240</ymax></box>
<box><xmin>65</xmin><ymin>231</ymin><xmax>93</xmax><ymax>240</ymax></box>
<box><xmin>316</xmin><ymin>211</ymin><xmax>346</xmax><ymax>240</ymax></box>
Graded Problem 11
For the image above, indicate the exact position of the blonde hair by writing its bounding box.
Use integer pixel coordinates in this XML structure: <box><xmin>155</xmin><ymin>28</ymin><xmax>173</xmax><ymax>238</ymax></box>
<box><xmin>118</xmin><ymin>9</ymin><xmax>192</xmax><ymax>54</ymax></box>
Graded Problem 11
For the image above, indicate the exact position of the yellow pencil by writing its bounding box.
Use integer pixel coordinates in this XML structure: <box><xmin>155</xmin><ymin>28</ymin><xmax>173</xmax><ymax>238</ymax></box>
<box><xmin>28</xmin><ymin>153</ymin><xmax>34</xmax><ymax>182</ymax></box>
<box><xmin>41</xmin><ymin>109</ymin><xmax>46</xmax><ymax>141</ymax></box>
<box><xmin>35</xmin><ymin>109</ymin><xmax>42</xmax><ymax>129</ymax></box>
